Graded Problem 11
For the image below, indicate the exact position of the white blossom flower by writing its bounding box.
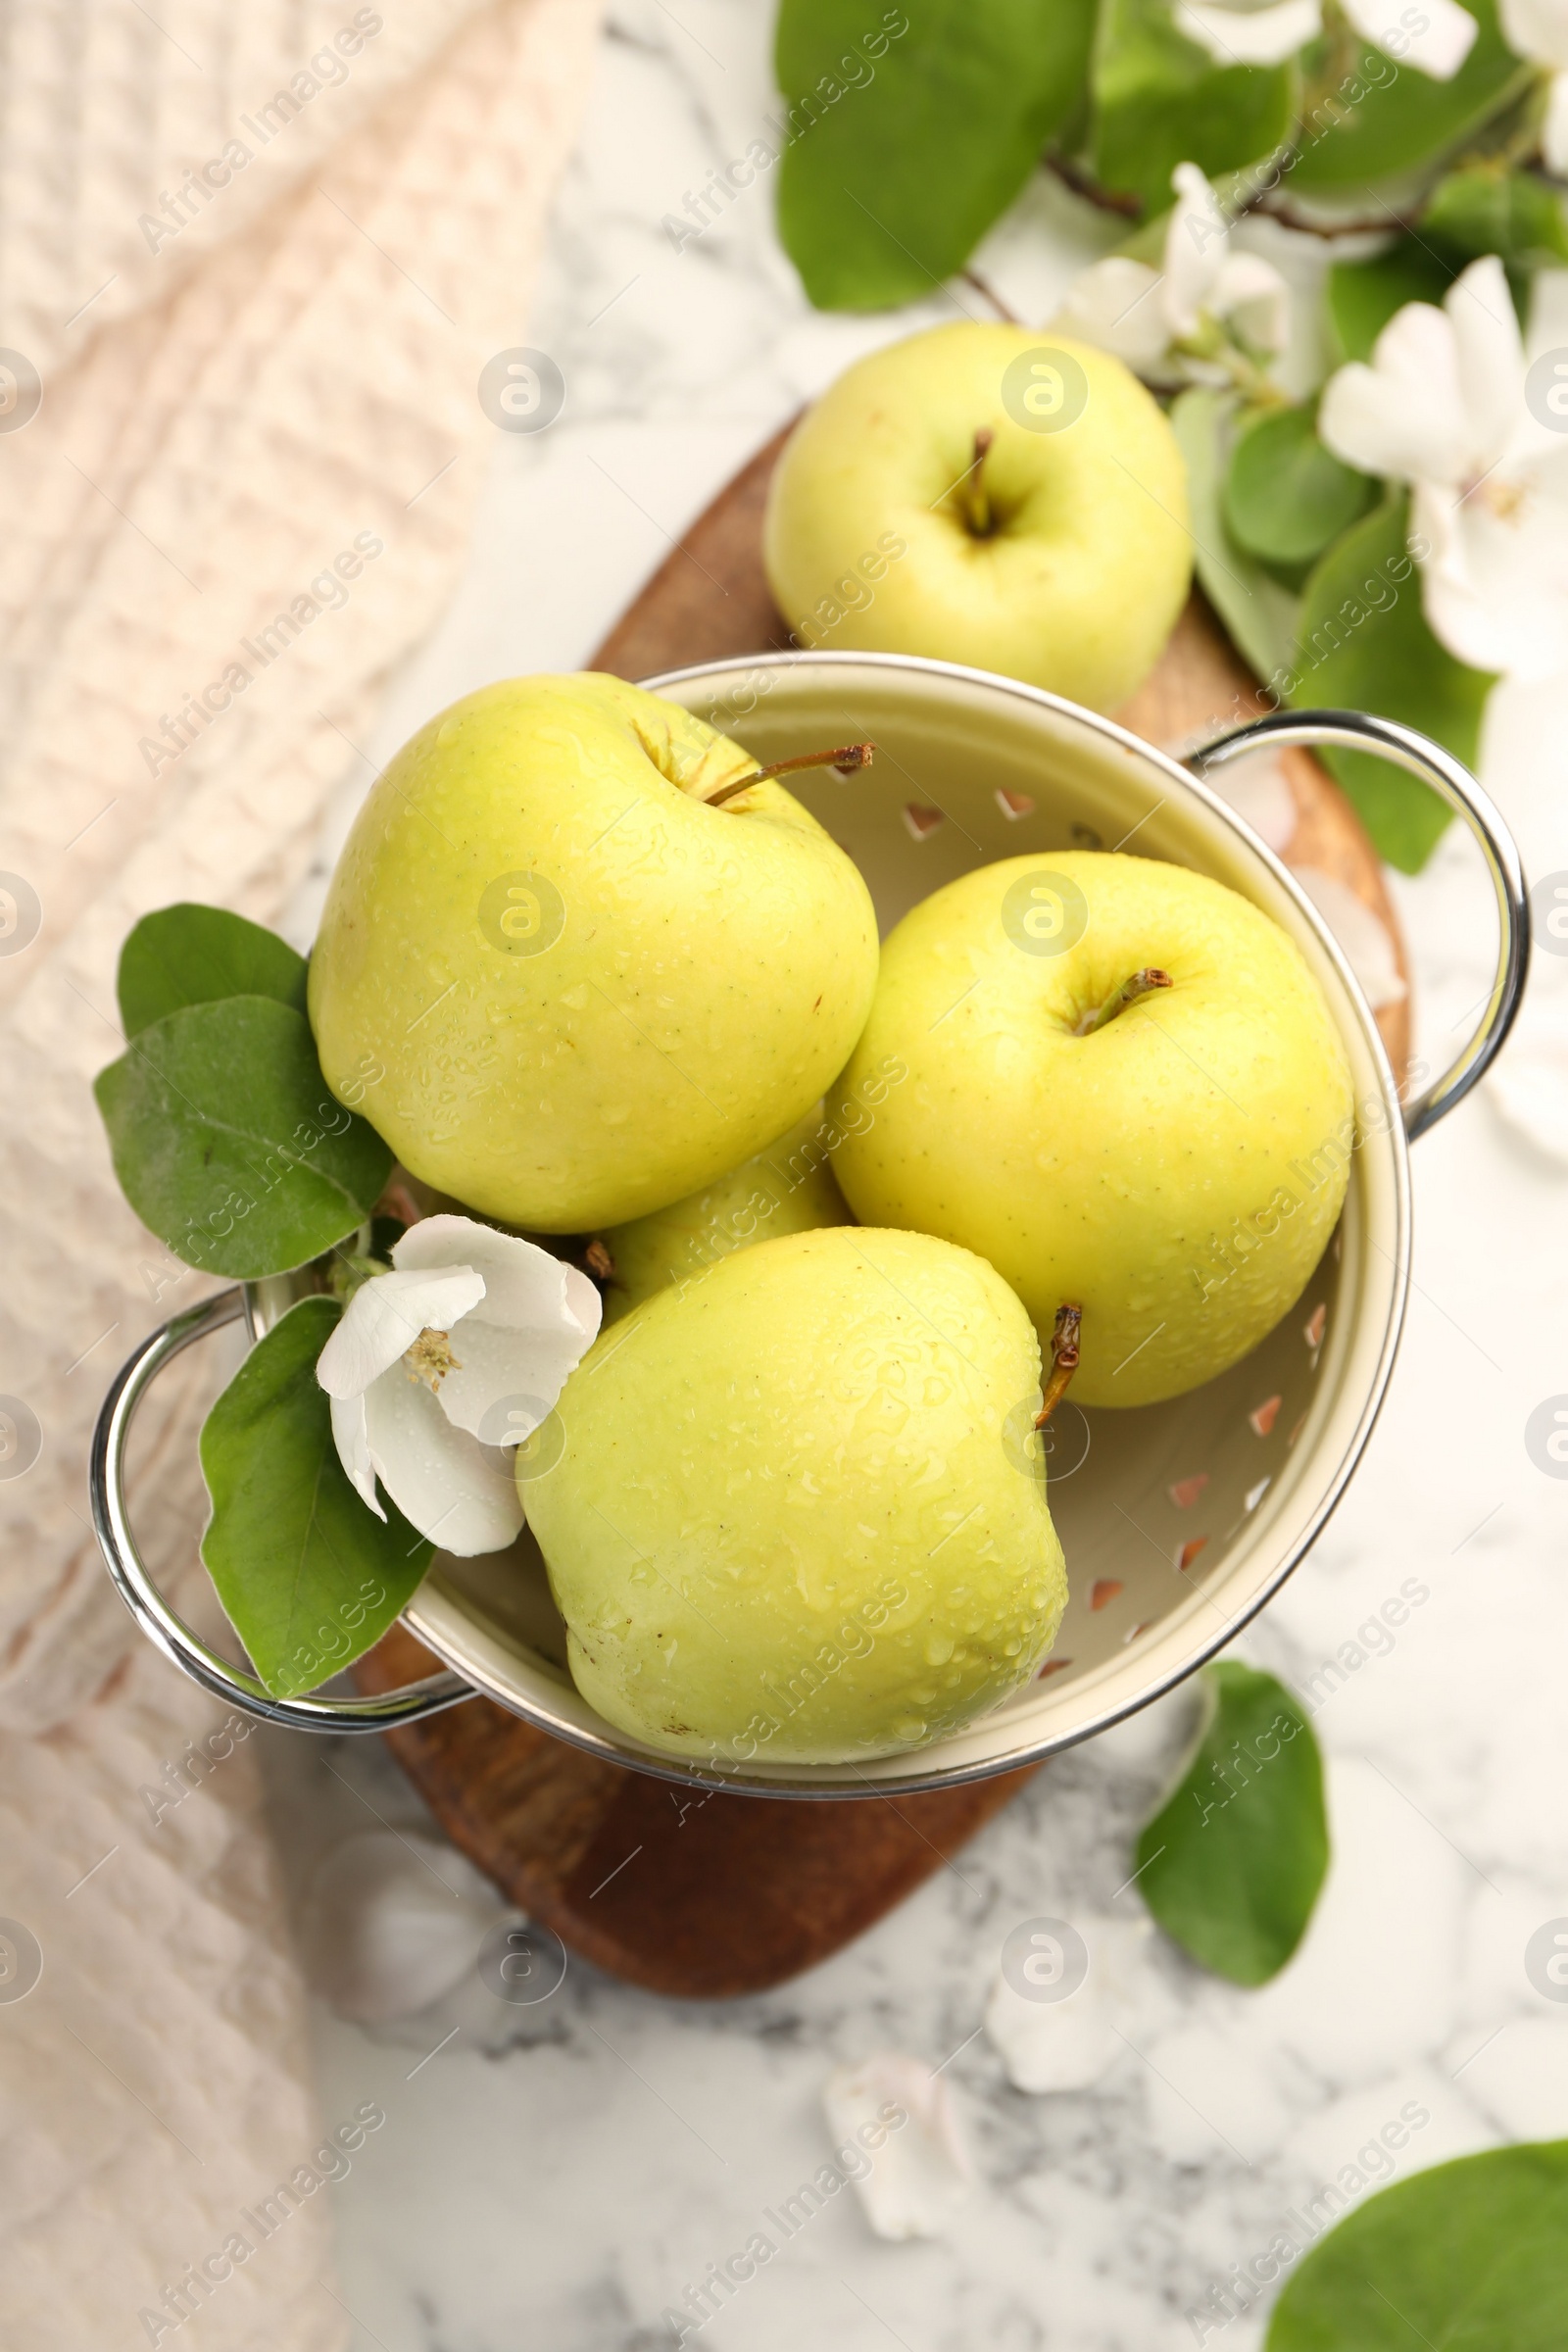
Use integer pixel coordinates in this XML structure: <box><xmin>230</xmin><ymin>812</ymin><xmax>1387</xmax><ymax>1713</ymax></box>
<box><xmin>1319</xmin><ymin>255</ymin><xmax>1568</xmax><ymax>679</ymax></box>
<box><xmin>1500</xmin><ymin>0</ymin><xmax>1568</xmax><ymax>169</ymax></box>
<box><xmin>1177</xmin><ymin>0</ymin><xmax>1324</xmax><ymax>68</ymax></box>
<box><xmin>1342</xmin><ymin>0</ymin><xmax>1479</xmax><ymax>77</ymax></box>
<box><xmin>316</xmin><ymin>1212</ymin><xmax>601</xmax><ymax>1557</ymax></box>
<box><xmin>1054</xmin><ymin>164</ymin><xmax>1289</xmax><ymax>390</ymax></box>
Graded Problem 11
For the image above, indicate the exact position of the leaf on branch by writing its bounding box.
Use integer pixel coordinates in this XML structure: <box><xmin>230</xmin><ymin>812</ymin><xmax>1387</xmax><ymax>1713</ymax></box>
<box><xmin>774</xmin><ymin>0</ymin><xmax>1096</xmax><ymax>310</ymax></box>
<box><xmin>1225</xmin><ymin>401</ymin><xmax>1380</xmax><ymax>566</ymax></box>
<box><xmin>1171</xmin><ymin>387</ymin><xmax>1302</xmax><ymax>689</ymax></box>
<box><xmin>1423</xmin><ymin>163</ymin><xmax>1568</xmax><ymax>270</ymax></box>
<box><xmin>1090</xmin><ymin>0</ymin><xmax>1298</xmax><ymax>216</ymax></box>
<box><xmin>1291</xmin><ymin>0</ymin><xmax>1528</xmax><ymax>197</ymax></box>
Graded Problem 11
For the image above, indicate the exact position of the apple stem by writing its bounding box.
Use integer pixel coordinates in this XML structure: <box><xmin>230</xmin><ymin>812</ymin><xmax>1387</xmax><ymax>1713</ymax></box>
<box><xmin>1074</xmin><ymin>967</ymin><xmax>1172</xmax><ymax>1038</ymax></box>
<box><xmin>956</xmin><ymin>426</ymin><xmax>996</xmax><ymax>537</ymax></box>
<box><xmin>1034</xmin><ymin>1304</ymin><xmax>1082</xmax><ymax>1433</ymax></box>
<box><xmin>703</xmin><ymin>741</ymin><xmax>875</xmax><ymax>809</ymax></box>
<box><xmin>584</xmin><ymin>1238</ymin><xmax>614</xmax><ymax>1282</ymax></box>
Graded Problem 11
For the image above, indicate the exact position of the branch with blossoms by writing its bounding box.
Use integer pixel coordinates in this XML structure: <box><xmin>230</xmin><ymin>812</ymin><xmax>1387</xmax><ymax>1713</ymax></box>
<box><xmin>775</xmin><ymin>0</ymin><xmax>1568</xmax><ymax>869</ymax></box>
<box><xmin>1047</xmin><ymin>149</ymin><xmax>1568</xmax><ymax>871</ymax></box>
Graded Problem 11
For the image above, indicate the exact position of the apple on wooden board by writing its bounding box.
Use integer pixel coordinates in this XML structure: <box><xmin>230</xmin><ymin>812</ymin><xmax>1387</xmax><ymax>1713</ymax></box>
<box><xmin>762</xmin><ymin>322</ymin><xmax>1192</xmax><ymax>712</ymax></box>
<box><xmin>597</xmin><ymin>1100</ymin><xmax>854</xmax><ymax>1324</ymax></box>
<box><xmin>526</xmin><ymin>1226</ymin><xmax>1067</xmax><ymax>1765</ymax></box>
<box><xmin>308</xmin><ymin>674</ymin><xmax>879</xmax><ymax>1234</ymax></box>
<box><xmin>831</xmin><ymin>854</ymin><xmax>1353</xmax><ymax>1408</ymax></box>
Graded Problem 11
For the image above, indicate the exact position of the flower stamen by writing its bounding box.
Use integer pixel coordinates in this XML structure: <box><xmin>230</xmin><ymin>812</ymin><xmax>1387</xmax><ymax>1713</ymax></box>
<box><xmin>1479</xmin><ymin>475</ymin><xmax>1526</xmax><ymax>522</ymax></box>
<box><xmin>404</xmin><ymin>1327</ymin><xmax>462</xmax><ymax>1390</ymax></box>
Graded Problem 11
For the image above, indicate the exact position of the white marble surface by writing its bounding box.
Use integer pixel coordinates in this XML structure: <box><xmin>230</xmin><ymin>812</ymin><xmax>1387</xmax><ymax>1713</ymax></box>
<box><xmin>255</xmin><ymin>5</ymin><xmax>1568</xmax><ymax>2346</ymax></box>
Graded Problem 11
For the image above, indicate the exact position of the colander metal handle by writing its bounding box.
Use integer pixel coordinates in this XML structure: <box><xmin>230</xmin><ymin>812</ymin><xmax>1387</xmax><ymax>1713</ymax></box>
<box><xmin>89</xmin><ymin>1286</ymin><xmax>476</xmax><ymax>1734</ymax></box>
<box><xmin>1189</xmin><ymin>707</ymin><xmax>1530</xmax><ymax>1142</ymax></box>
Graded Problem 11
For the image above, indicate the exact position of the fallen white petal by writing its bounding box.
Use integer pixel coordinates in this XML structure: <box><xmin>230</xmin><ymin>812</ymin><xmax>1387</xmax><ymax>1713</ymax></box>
<box><xmin>1345</xmin><ymin>0</ymin><xmax>1478</xmax><ymax>74</ymax></box>
<box><xmin>1175</xmin><ymin>0</ymin><xmax>1321</xmax><ymax>63</ymax></box>
<box><xmin>984</xmin><ymin>1916</ymin><xmax>1155</xmax><ymax>2093</ymax></box>
<box><xmin>822</xmin><ymin>2053</ymin><xmax>971</xmax><ymax>2240</ymax></box>
<box><xmin>329</xmin><ymin>1391</ymin><xmax>384</xmax><ymax>1521</ymax></box>
<box><xmin>1501</xmin><ymin>0</ymin><xmax>1568</xmax><ymax>69</ymax></box>
<box><xmin>301</xmin><ymin>1828</ymin><xmax>507</xmax><ymax>2024</ymax></box>
<box><xmin>316</xmin><ymin>1265</ymin><xmax>486</xmax><ymax>1399</ymax></box>
<box><xmin>1320</xmin><ymin>302</ymin><xmax>1474</xmax><ymax>485</ymax></box>
<box><xmin>364</xmin><ymin>1364</ymin><xmax>523</xmax><ymax>1554</ymax></box>
<box><xmin>1292</xmin><ymin>868</ymin><xmax>1407</xmax><ymax>1011</ymax></box>
<box><xmin>1052</xmin><ymin>256</ymin><xmax>1171</xmax><ymax>372</ymax></box>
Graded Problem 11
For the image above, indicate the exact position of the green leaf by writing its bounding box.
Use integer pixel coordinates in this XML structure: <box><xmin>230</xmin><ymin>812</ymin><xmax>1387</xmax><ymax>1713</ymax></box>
<box><xmin>117</xmin><ymin>903</ymin><xmax>309</xmax><ymax>1039</ymax></box>
<box><xmin>1268</xmin><ymin>2142</ymin><xmax>1568</xmax><ymax>2351</ymax></box>
<box><xmin>94</xmin><ymin>996</ymin><xmax>392</xmax><ymax>1279</ymax></box>
<box><xmin>1135</xmin><ymin>1661</ymin><xmax>1327</xmax><ymax>1985</ymax></box>
<box><xmin>773</xmin><ymin>0</ymin><xmax>1096</xmax><ymax>310</ymax></box>
<box><xmin>1291</xmin><ymin>0</ymin><xmax>1529</xmax><ymax>196</ymax></box>
<box><xmin>1292</xmin><ymin>496</ymin><xmax>1494</xmax><ymax>872</ymax></box>
<box><xmin>1090</xmin><ymin>0</ymin><xmax>1297</xmax><ymax>216</ymax></box>
<box><xmin>1325</xmin><ymin>237</ymin><xmax>1455</xmax><ymax>365</ymax></box>
<box><xmin>200</xmin><ymin>1297</ymin><xmax>433</xmax><ymax>1698</ymax></box>
<box><xmin>1423</xmin><ymin>163</ymin><xmax>1568</xmax><ymax>269</ymax></box>
<box><xmin>1225</xmin><ymin>403</ymin><xmax>1379</xmax><ymax>566</ymax></box>
<box><xmin>1170</xmin><ymin>387</ymin><xmax>1302</xmax><ymax>690</ymax></box>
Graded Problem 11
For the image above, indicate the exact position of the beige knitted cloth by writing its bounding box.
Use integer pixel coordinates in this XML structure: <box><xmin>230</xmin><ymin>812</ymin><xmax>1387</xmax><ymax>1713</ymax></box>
<box><xmin>0</xmin><ymin>1</ymin><xmax>602</xmax><ymax>2341</ymax></box>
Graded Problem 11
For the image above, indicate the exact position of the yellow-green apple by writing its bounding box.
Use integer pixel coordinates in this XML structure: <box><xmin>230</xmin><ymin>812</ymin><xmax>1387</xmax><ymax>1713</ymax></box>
<box><xmin>762</xmin><ymin>322</ymin><xmax>1191</xmax><ymax>711</ymax></box>
<box><xmin>832</xmin><ymin>854</ymin><xmax>1353</xmax><ymax>1407</ymax></box>
<box><xmin>308</xmin><ymin>674</ymin><xmax>879</xmax><ymax>1232</ymax></box>
<box><xmin>598</xmin><ymin>1102</ymin><xmax>853</xmax><ymax>1324</ymax></box>
<box><xmin>526</xmin><ymin>1226</ymin><xmax>1067</xmax><ymax>1765</ymax></box>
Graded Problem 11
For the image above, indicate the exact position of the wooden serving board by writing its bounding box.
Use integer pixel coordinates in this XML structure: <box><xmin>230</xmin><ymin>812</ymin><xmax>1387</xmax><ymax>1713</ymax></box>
<box><xmin>356</xmin><ymin>420</ymin><xmax>1410</xmax><ymax>2000</ymax></box>
<box><xmin>358</xmin><ymin>1624</ymin><xmax>1035</xmax><ymax>2000</ymax></box>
